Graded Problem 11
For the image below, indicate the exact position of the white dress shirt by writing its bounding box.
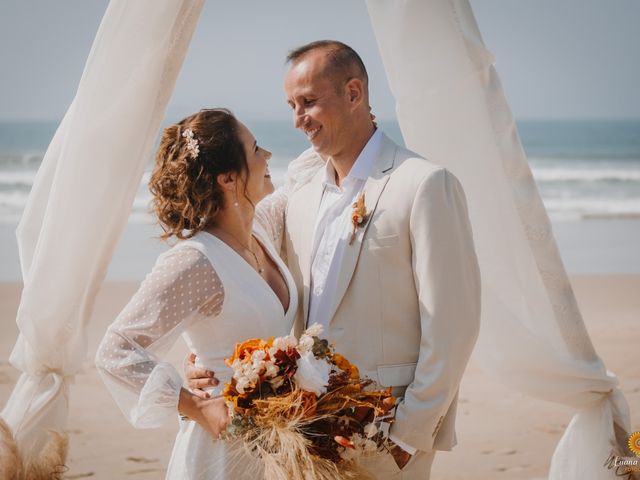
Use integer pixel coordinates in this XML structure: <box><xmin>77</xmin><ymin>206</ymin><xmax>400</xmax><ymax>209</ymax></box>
<box><xmin>307</xmin><ymin>128</ymin><xmax>417</xmax><ymax>455</ymax></box>
<box><xmin>307</xmin><ymin>128</ymin><xmax>382</xmax><ymax>329</ymax></box>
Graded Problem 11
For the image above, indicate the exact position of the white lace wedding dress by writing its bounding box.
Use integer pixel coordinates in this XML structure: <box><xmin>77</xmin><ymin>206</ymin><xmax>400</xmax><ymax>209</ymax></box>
<box><xmin>95</xmin><ymin>151</ymin><xmax>323</xmax><ymax>479</ymax></box>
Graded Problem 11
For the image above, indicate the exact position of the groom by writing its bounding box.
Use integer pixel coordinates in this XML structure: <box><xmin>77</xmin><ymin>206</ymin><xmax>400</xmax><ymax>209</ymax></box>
<box><xmin>190</xmin><ymin>40</ymin><xmax>481</xmax><ymax>478</ymax></box>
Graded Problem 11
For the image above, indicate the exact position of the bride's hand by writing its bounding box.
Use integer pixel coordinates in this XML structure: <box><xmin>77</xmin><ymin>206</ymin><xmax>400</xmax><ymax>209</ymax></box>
<box><xmin>196</xmin><ymin>396</ymin><xmax>231</xmax><ymax>439</ymax></box>
<box><xmin>184</xmin><ymin>352</ymin><xmax>219</xmax><ymax>399</ymax></box>
<box><xmin>178</xmin><ymin>388</ymin><xmax>230</xmax><ymax>438</ymax></box>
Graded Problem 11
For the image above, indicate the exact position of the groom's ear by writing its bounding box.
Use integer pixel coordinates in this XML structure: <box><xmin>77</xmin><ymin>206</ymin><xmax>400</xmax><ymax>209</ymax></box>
<box><xmin>344</xmin><ymin>77</ymin><xmax>365</xmax><ymax>110</ymax></box>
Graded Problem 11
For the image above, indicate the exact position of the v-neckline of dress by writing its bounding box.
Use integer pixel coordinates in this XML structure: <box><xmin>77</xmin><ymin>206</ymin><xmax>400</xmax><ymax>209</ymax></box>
<box><xmin>201</xmin><ymin>230</ymin><xmax>291</xmax><ymax>317</ymax></box>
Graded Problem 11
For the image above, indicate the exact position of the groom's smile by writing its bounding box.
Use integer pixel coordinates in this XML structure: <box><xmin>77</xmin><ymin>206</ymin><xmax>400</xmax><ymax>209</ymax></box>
<box><xmin>304</xmin><ymin>126</ymin><xmax>322</xmax><ymax>141</ymax></box>
<box><xmin>284</xmin><ymin>49</ymin><xmax>358</xmax><ymax>160</ymax></box>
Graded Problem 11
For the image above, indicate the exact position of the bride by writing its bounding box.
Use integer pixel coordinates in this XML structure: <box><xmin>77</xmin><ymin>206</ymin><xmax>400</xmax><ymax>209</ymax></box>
<box><xmin>95</xmin><ymin>108</ymin><xmax>321</xmax><ymax>479</ymax></box>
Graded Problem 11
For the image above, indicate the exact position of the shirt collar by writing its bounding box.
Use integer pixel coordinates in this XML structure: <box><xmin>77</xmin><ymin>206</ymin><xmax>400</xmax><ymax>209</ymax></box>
<box><xmin>322</xmin><ymin>128</ymin><xmax>383</xmax><ymax>189</ymax></box>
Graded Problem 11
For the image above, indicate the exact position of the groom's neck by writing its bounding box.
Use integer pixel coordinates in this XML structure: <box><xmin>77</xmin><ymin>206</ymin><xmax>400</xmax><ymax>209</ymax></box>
<box><xmin>329</xmin><ymin>121</ymin><xmax>375</xmax><ymax>187</ymax></box>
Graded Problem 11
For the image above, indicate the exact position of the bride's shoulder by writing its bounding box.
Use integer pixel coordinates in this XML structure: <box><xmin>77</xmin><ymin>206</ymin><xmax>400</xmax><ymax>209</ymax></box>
<box><xmin>289</xmin><ymin>147</ymin><xmax>324</xmax><ymax>171</ymax></box>
<box><xmin>165</xmin><ymin>234</ymin><xmax>206</xmax><ymax>254</ymax></box>
<box><xmin>140</xmin><ymin>238</ymin><xmax>224</xmax><ymax>312</ymax></box>
<box><xmin>285</xmin><ymin>148</ymin><xmax>325</xmax><ymax>192</ymax></box>
<box><xmin>293</xmin><ymin>146</ymin><xmax>320</xmax><ymax>161</ymax></box>
<box><xmin>146</xmin><ymin>236</ymin><xmax>222</xmax><ymax>287</ymax></box>
<box><xmin>155</xmin><ymin>235</ymin><xmax>213</xmax><ymax>270</ymax></box>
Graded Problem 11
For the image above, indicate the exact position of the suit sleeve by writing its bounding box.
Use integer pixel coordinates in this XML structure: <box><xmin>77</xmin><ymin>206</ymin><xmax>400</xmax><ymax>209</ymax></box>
<box><xmin>390</xmin><ymin>167</ymin><xmax>481</xmax><ymax>451</ymax></box>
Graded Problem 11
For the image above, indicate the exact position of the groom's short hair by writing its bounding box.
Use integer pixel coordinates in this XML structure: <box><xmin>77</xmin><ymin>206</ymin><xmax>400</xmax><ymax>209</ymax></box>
<box><xmin>286</xmin><ymin>40</ymin><xmax>369</xmax><ymax>93</ymax></box>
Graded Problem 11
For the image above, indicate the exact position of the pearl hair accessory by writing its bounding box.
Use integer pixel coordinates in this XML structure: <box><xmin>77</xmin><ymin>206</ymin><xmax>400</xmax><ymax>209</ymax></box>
<box><xmin>182</xmin><ymin>128</ymin><xmax>200</xmax><ymax>159</ymax></box>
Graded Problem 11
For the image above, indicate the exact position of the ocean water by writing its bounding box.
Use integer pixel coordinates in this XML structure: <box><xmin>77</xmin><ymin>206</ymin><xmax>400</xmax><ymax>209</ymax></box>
<box><xmin>0</xmin><ymin>119</ymin><xmax>639</xmax><ymax>223</ymax></box>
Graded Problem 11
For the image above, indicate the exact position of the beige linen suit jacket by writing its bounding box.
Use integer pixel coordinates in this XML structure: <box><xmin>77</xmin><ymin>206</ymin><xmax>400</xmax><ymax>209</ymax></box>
<box><xmin>284</xmin><ymin>133</ymin><xmax>481</xmax><ymax>452</ymax></box>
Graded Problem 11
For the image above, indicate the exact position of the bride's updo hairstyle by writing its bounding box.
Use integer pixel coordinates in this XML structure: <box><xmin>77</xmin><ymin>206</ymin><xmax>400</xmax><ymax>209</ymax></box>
<box><xmin>149</xmin><ymin>108</ymin><xmax>247</xmax><ymax>241</ymax></box>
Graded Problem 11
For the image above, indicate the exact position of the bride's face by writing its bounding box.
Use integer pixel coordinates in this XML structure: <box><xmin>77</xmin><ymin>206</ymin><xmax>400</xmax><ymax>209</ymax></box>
<box><xmin>236</xmin><ymin>121</ymin><xmax>274</xmax><ymax>204</ymax></box>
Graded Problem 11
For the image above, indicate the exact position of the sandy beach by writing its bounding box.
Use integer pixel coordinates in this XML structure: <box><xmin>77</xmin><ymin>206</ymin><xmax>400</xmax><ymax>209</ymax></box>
<box><xmin>0</xmin><ymin>274</ymin><xmax>638</xmax><ymax>479</ymax></box>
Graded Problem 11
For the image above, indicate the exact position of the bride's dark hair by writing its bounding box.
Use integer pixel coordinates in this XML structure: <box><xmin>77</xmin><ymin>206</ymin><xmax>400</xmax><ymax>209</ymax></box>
<box><xmin>149</xmin><ymin>108</ymin><xmax>247</xmax><ymax>241</ymax></box>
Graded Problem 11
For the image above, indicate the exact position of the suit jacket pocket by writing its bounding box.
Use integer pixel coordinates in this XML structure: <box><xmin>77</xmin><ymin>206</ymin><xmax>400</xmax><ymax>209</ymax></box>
<box><xmin>365</xmin><ymin>234</ymin><xmax>399</xmax><ymax>249</ymax></box>
<box><xmin>377</xmin><ymin>362</ymin><xmax>417</xmax><ymax>387</ymax></box>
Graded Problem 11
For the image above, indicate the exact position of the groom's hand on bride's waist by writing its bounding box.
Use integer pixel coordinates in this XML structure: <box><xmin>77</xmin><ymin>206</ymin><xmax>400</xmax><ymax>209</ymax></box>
<box><xmin>184</xmin><ymin>353</ymin><xmax>219</xmax><ymax>399</ymax></box>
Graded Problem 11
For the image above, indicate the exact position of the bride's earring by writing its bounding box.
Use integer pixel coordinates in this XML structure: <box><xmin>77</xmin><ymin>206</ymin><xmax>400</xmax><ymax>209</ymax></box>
<box><xmin>233</xmin><ymin>192</ymin><xmax>239</xmax><ymax>207</ymax></box>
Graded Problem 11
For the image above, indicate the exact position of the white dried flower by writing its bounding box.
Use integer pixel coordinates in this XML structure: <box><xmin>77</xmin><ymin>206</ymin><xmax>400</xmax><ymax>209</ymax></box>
<box><xmin>304</xmin><ymin>322</ymin><xmax>324</xmax><ymax>337</ymax></box>
<box><xmin>339</xmin><ymin>446</ymin><xmax>358</xmax><ymax>462</ymax></box>
<box><xmin>338</xmin><ymin>433</ymin><xmax>378</xmax><ymax>461</ymax></box>
<box><xmin>269</xmin><ymin>335</ymin><xmax>298</xmax><ymax>357</ymax></box>
<box><xmin>353</xmin><ymin>433</ymin><xmax>377</xmax><ymax>453</ymax></box>
<box><xmin>297</xmin><ymin>334</ymin><xmax>315</xmax><ymax>354</ymax></box>
<box><xmin>235</xmin><ymin>376</ymin><xmax>252</xmax><ymax>394</ymax></box>
<box><xmin>182</xmin><ymin>128</ymin><xmax>200</xmax><ymax>159</ymax></box>
<box><xmin>293</xmin><ymin>351</ymin><xmax>331</xmax><ymax>396</ymax></box>
<box><xmin>230</xmin><ymin>358</ymin><xmax>242</xmax><ymax>373</ymax></box>
<box><xmin>251</xmin><ymin>350</ymin><xmax>266</xmax><ymax>362</ymax></box>
<box><xmin>251</xmin><ymin>350</ymin><xmax>267</xmax><ymax>373</ymax></box>
<box><xmin>244</xmin><ymin>367</ymin><xmax>259</xmax><ymax>384</ymax></box>
<box><xmin>361</xmin><ymin>438</ymin><xmax>378</xmax><ymax>454</ymax></box>
<box><xmin>363</xmin><ymin>422</ymin><xmax>378</xmax><ymax>439</ymax></box>
<box><xmin>269</xmin><ymin>375</ymin><xmax>285</xmax><ymax>389</ymax></box>
<box><xmin>264</xmin><ymin>361</ymin><xmax>279</xmax><ymax>379</ymax></box>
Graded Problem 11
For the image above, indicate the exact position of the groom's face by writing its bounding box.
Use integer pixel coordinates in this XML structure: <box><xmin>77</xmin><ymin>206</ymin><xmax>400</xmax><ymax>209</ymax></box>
<box><xmin>284</xmin><ymin>52</ymin><xmax>353</xmax><ymax>157</ymax></box>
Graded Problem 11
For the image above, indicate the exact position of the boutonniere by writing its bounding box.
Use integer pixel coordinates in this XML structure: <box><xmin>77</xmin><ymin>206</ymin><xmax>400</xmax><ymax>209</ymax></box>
<box><xmin>349</xmin><ymin>192</ymin><xmax>369</xmax><ymax>245</ymax></box>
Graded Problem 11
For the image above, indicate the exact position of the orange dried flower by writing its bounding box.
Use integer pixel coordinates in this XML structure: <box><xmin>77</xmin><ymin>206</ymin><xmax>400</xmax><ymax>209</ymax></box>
<box><xmin>334</xmin><ymin>435</ymin><xmax>356</xmax><ymax>449</ymax></box>
<box><xmin>226</xmin><ymin>337</ymin><xmax>272</xmax><ymax>366</ymax></box>
<box><xmin>349</xmin><ymin>192</ymin><xmax>368</xmax><ymax>245</ymax></box>
<box><xmin>332</xmin><ymin>353</ymin><xmax>360</xmax><ymax>379</ymax></box>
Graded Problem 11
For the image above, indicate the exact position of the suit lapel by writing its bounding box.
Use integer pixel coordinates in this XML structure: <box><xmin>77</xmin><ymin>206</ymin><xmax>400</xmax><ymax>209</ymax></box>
<box><xmin>287</xmin><ymin>165</ymin><xmax>325</xmax><ymax>330</ymax></box>
<box><xmin>326</xmin><ymin>133</ymin><xmax>398</xmax><ymax>323</ymax></box>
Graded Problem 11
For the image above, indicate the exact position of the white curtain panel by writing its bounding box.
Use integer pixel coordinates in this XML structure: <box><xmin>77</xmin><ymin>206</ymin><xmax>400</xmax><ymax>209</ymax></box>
<box><xmin>365</xmin><ymin>1</ymin><xmax>632</xmax><ymax>479</ymax></box>
<box><xmin>1</xmin><ymin>0</ymin><xmax>204</xmax><ymax>459</ymax></box>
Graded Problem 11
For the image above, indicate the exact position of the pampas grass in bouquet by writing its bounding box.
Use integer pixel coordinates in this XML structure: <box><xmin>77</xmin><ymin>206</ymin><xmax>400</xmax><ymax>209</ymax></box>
<box><xmin>221</xmin><ymin>323</ymin><xmax>397</xmax><ymax>480</ymax></box>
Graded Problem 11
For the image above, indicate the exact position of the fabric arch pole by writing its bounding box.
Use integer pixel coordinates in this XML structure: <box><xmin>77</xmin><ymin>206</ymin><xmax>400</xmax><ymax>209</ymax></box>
<box><xmin>365</xmin><ymin>1</ymin><xmax>632</xmax><ymax>479</ymax></box>
<box><xmin>1</xmin><ymin>0</ymin><xmax>204</xmax><ymax>460</ymax></box>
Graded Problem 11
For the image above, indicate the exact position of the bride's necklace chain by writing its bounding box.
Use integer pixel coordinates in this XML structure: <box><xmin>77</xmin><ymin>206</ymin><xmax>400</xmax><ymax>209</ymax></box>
<box><xmin>211</xmin><ymin>227</ymin><xmax>265</xmax><ymax>275</ymax></box>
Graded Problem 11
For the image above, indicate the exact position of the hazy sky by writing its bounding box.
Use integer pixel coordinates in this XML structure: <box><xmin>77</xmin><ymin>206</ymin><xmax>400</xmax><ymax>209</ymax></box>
<box><xmin>0</xmin><ymin>0</ymin><xmax>638</xmax><ymax>121</ymax></box>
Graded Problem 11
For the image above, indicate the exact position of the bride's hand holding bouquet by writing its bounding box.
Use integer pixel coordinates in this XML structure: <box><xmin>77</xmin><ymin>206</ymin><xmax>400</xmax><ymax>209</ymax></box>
<box><xmin>178</xmin><ymin>387</ymin><xmax>231</xmax><ymax>439</ymax></box>
<box><xmin>220</xmin><ymin>323</ymin><xmax>397</xmax><ymax>480</ymax></box>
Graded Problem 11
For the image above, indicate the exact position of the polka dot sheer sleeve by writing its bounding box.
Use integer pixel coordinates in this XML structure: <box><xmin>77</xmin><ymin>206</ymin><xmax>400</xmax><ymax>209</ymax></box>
<box><xmin>254</xmin><ymin>148</ymin><xmax>325</xmax><ymax>251</ymax></box>
<box><xmin>95</xmin><ymin>246</ymin><xmax>223</xmax><ymax>428</ymax></box>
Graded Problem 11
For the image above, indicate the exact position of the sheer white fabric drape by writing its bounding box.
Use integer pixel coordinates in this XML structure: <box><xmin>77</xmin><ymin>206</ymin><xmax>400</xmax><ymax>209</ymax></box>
<box><xmin>365</xmin><ymin>1</ymin><xmax>632</xmax><ymax>479</ymax></box>
<box><xmin>1</xmin><ymin>0</ymin><xmax>204</xmax><ymax>459</ymax></box>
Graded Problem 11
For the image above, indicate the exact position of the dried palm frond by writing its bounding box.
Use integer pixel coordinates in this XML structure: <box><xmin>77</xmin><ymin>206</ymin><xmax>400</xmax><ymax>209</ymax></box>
<box><xmin>0</xmin><ymin>418</ymin><xmax>68</xmax><ymax>480</ymax></box>
<box><xmin>230</xmin><ymin>389</ymin><xmax>372</xmax><ymax>480</ymax></box>
<box><xmin>0</xmin><ymin>418</ymin><xmax>22</xmax><ymax>480</ymax></box>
